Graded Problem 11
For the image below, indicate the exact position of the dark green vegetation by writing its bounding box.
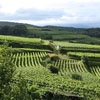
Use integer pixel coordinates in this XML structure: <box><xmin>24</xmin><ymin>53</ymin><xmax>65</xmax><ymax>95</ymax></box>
<box><xmin>0</xmin><ymin>21</ymin><xmax>35</xmax><ymax>27</ymax></box>
<box><xmin>0</xmin><ymin>42</ymin><xmax>15</xmax><ymax>100</ymax></box>
<box><xmin>0</xmin><ymin>23</ymin><xmax>100</xmax><ymax>100</ymax></box>
<box><xmin>1</xmin><ymin>21</ymin><xmax>100</xmax><ymax>45</ymax></box>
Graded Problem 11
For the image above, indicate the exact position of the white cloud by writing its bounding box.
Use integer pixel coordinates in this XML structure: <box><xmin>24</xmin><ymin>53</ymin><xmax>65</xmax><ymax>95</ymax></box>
<box><xmin>0</xmin><ymin>0</ymin><xmax>70</xmax><ymax>14</ymax></box>
<box><xmin>77</xmin><ymin>0</ymin><xmax>100</xmax><ymax>3</ymax></box>
<box><xmin>0</xmin><ymin>0</ymin><xmax>100</xmax><ymax>26</ymax></box>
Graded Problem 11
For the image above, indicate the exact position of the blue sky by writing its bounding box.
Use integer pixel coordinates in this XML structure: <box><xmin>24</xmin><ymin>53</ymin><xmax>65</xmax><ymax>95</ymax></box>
<box><xmin>0</xmin><ymin>0</ymin><xmax>100</xmax><ymax>26</ymax></box>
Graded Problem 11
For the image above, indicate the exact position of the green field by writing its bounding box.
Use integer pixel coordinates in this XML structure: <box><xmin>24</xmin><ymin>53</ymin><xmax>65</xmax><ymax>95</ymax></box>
<box><xmin>1</xmin><ymin>34</ymin><xmax>100</xmax><ymax>100</ymax></box>
<box><xmin>68</xmin><ymin>52</ymin><xmax>100</xmax><ymax>58</ymax></box>
<box><xmin>54</xmin><ymin>41</ymin><xmax>100</xmax><ymax>48</ymax></box>
<box><xmin>0</xmin><ymin>35</ymin><xmax>41</xmax><ymax>44</ymax></box>
<box><xmin>27</xmin><ymin>26</ymin><xmax>100</xmax><ymax>44</ymax></box>
<box><xmin>11</xmin><ymin>51</ymin><xmax>100</xmax><ymax>99</ymax></box>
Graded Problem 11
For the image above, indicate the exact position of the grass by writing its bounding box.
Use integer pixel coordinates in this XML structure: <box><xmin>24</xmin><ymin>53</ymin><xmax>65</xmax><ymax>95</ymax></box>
<box><xmin>54</xmin><ymin>41</ymin><xmax>100</xmax><ymax>49</ymax></box>
<box><xmin>68</xmin><ymin>52</ymin><xmax>100</xmax><ymax>58</ymax></box>
<box><xmin>52</xmin><ymin>34</ymin><xmax>88</xmax><ymax>40</ymax></box>
<box><xmin>12</xmin><ymin>48</ymin><xmax>53</xmax><ymax>53</ymax></box>
<box><xmin>28</xmin><ymin>26</ymin><xmax>100</xmax><ymax>44</ymax></box>
<box><xmin>0</xmin><ymin>35</ymin><xmax>41</xmax><ymax>44</ymax></box>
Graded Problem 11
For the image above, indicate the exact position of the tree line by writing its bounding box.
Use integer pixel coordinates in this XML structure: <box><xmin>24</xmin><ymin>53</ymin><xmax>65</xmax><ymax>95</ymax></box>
<box><xmin>0</xmin><ymin>25</ymin><xmax>28</xmax><ymax>36</ymax></box>
<box><xmin>0</xmin><ymin>25</ymin><xmax>100</xmax><ymax>40</ymax></box>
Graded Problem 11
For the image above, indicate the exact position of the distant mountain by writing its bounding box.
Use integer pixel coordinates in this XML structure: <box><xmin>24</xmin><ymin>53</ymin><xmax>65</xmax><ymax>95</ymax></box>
<box><xmin>0</xmin><ymin>21</ymin><xmax>37</xmax><ymax>27</ymax></box>
<box><xmin>1</xmin><ymin>21</ymin><xmax>100</xmax><ymax>28</ymax></box>
<box><xmin>63</xmin><ymin>24</ymin><xmax>100</xmax><ymax>28</ymax></box>
<box><xmin>52</xmin><ymin>23</ymin><xmax>100</xmax><ymax>28</ymax></box>
<box><xmin>44</xmin><ymin>25</ymin><xmax>84</xmax><ymax>33</ymax></box>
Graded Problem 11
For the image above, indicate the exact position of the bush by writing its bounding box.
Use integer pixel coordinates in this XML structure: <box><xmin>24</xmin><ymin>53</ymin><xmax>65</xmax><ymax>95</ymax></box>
<box><xmin>51</xmin><ymin>56</ymin><xmax>59</xmax><ymax>61</ymax></box>
<box><xmin>41</xmin><ymin>56</ymin><xmax>51</xmax><ymax>67</ymax></box>
<box><xmin>81</xmin><ymin>56</ymin><xmax>88</xmax><ymax>65</ymax></box>
<box><xmin>0</xmin><ymin>42</ymin><xmax>15</xmax><ymax>100</ymax></box>
<box><xmin>71</xmin><ymin>74</ymin><xmax>83</xmax><ymax>81</ymax></box>
<box><xmin>49</xmin><ymin>65</ymin><xmax>58</xmax><ymax>74</ymax></box>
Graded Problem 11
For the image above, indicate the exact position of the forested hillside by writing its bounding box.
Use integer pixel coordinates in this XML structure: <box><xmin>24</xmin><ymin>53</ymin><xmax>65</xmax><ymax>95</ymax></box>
<box><xmin>0</xmin><ymin>22</ymin><xmax>100</xmax><ymax>45</ymax></box>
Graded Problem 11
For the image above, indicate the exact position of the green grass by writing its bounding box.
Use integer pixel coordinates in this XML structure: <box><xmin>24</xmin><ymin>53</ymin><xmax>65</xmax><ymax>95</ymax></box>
<box><xmin>12</xmin><ymin>48</ymin><xmax>53</xmax><ymax>53</ymax></box>
<box><xmin>0</xmin><ymin>35</ymin><xmax>41</xmax><ymax>44</ymax></box>
<box><xmin>28</xmin><ymin>26</ymin><xmax>100</xmax><ymax>44</ymax></box>
<box><xmin>54</xmin><ymin>41</ymin><xmax>100</xmax><ymax>49</ymax></box>
<box><xmin>67</xmin><ymin>52</ymin><xmax>100</xmax><ymax>58</ymax></box>
<box><xmin>52</xmin><ymin>34</ymin><xmax>88</xmax><ymax>40</ymax></box>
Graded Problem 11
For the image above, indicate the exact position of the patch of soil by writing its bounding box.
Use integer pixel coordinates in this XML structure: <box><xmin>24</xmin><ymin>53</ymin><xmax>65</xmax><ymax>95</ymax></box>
<box><xmin>48</xmin><ymin>53</ymin><xmax>56</xmax><ymax>57</ymax></box>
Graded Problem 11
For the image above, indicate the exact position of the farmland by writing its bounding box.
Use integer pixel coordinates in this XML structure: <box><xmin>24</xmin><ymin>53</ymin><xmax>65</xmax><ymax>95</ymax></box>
<box><xmin>0</xmin><ymin>26</ymin><xmax>100</xmax><ymax>100</ymax></box>
<box><xmin>11</xmin><ymin>51</ymin><xmax>100</xmax><ymax>99</ymax></box>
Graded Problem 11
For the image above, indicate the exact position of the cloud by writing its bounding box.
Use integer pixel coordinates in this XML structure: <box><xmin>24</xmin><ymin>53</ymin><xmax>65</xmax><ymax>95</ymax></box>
<box><xmin>0</xmin><ymin>8</ymin><xmax>65</xmax><ymax>20</ymax></box>
<box><xmin>0</xmin><ymin>0</ymin><xmax>70</xmax><ymax>14</ymax></box>
<box><xmin>0</xmin><ymin>0</ymin><xmax>100</xmax><ymax>26</ymax></box>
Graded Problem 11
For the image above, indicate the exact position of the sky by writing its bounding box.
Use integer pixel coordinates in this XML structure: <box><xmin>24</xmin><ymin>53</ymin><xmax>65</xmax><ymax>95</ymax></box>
<box><xmin>0</xmin><ymin>0</ymin><xmax>100</xmax><ymax>27</ymax></box>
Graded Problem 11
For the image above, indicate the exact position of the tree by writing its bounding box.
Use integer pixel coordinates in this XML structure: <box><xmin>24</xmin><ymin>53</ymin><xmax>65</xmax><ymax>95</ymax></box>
<box><xmin>0</xmin><ymin>26</ymin><xmax>11</xmax><ymax>35</ymax></box>
<box><xmin>12</xmin><ymin>25</ymin><xmax>28</xmax><ymax>36</ymax></box>
<box><xmin>0</xmin><ymin>41</ymin><xmax>15</xmax><ymax>100</ymax></box>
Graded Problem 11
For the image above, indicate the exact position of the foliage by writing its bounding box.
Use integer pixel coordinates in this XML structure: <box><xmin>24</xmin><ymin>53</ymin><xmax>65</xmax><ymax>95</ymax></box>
<box><xmin>41</xmin><ymin>55</ymin><xmax>59</xmax><ymax>73</ymax></box>
<box><xmin>61</xmin><ymin>47</ymin><xmax>100</xmax><ymax>54</ymax></box>
<box><xmin>1</xmin><ymin>24</ymin><xmax>100</xmax><ymax>45</ymax></box>
<box><xmin>51</xmin><ymin>56</ymin><xmax>59</xmax><ymax>61</ymax></box>
<box><xmin>12</xmin><ymin>25</ymin><xmax>28</xmax><ymax>36</ymax></box>
<box><xmin>48</xmin><ymin>65</ymin><xmax>58</xmax><ymax>73</ymax></box>
<box><xmin>68</xmin><ymin>52</ymin><xmax>100</xmax><ymax>58</ymax></box>
<box><xmin>41</xmin><ymin>55</ymin><xmax>50</xmax><ymax>67</ymax></box>
<box><xmin>71</xmin><ymin>74</ymin><xmax>83</xmax><ymax>81</ymax></box>
<box><xmin>10</xmin><ymin>74</ymin><xmax>32</xmax><ymax>100</ymax></box>
<box><xmin>0</xmin><ymin>25</ymin><xmax>28</xmax><ymax>36</ymax></box>
<box><xmin>11</xmin><ymin>48</ymin><xmax>53</xmax><ymax>53</ymax></box>
<box><xmin>54</xmin><ymin>41</ymin><xmax>100</xmax><ymax>49</ymax></box>
<box><xmin>0</xmin><ymin>26</ymin><xmax>11</xmax><ymax>35</ymax></box>
<box><xmin>0</xmin><ymin>42</ymin><xmax>15</xmax><ymax>100</ymax></box>
<box><xmin>14</xmin><ymin>66</ymin><xmax>100</xmax><ymax>100</ymax></box>
<box><xmin>81</xmin><ymin>56</ymin><xmax>89</xmax><ymax>65</ymax></box>
<box><xmin>0</xmin><ymin>30</ymin><xmax>100</xmax><ymax>99</ymax></box>
<box><xmin>10</xmin><ymin>51</ymin><xmax>100</xmax><ymax>99</ymax></box>
<box><xmin>0</xmin><ymin>35</ymin><xmax>41</xmax><ymax>44</ymax></box>
<box><xmin>0</xmin><ymin>35</ymin><xmax>54</xmax><ymax>51</ymax></box>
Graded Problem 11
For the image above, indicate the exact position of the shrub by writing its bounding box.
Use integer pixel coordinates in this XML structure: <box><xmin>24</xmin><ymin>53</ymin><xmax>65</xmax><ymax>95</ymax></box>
<box><xmin>71</xmin><ymin>74</ymin><xmax>83</xmax><ymax>81</ymax></box>
<box><xmin>49</xmin><ymin>65</ymin><xmax>58</xmax><ymax>74</ymax></box>
<box><xmin>81</xmin><ymin>56</ymin><xmax>88</xmax><ymax>65</ymax></box>
<box><xmin>51</xmin><ymin>56</ymin><xmax>59</xmax><ymax>61</ymax></box>
<box><xmin>0</xmin><ymin>42</ymin><xmax>15</xmax><ymax>100</ymax></box>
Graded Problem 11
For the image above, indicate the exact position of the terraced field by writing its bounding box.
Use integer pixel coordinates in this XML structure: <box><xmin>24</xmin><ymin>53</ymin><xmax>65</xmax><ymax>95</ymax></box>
<box><xmin>11</xmin><ymin>52</ymin><xmax>47</xmax><ymax>68</ymax></box>
<box><xmin>11</xmin><ymin>52</ymin><xmax>100</xmax><ymax>79</ymax></box>
<box><xmin>0</xmin><ymin>35</ymin><xmax>41</xmax><ymax>44</ymax></box>
<box><xmin>1</xmin><ymin>33</ymin><xmax>100</xmax><ymax>99</ymax></box>
<box><xmin>53</xmin><ymin>59</ymin><xmax>88</xmax><ymax>75</ymax></box>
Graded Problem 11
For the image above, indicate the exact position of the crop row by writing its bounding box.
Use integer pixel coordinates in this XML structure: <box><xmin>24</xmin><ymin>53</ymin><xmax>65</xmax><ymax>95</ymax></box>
<box><xmin>53</xmin><ymin>59</ymin><xmax>100</xmax><ymax>78</ymax></box>
<box><xmin>89</xmin><ymin>66</ymin><xmax>100</xmax><ymax>77</ymax></box>
<box><xmin>11</xmin><ymin>52</ymin><xmax>47</xmax><ymax>67</ymax></box>
<box><xmin>54</xmin><ymin>59</ymin><xmax>88</xmax><ymax>75</ymax></box>
<box><xmin>11</xmin><ymin>52</ymin><xmax>100</xmax><ymax>78</ymax></box>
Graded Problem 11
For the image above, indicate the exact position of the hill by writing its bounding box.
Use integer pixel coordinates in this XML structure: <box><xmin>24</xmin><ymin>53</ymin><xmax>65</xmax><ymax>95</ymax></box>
<box><xmin>0</xmin><ymin>35</ymin><xmax>100</xmax><ymax>100</ymax></box>
<box><xmin>0</xmin><ymin>21</ymin><xmax>36</xmax><ymax>27</ymax></box>
<box><xmin>0</xmin><ymin>21</ymin><xmax>100</xmax><ymax>45</ymax></box>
